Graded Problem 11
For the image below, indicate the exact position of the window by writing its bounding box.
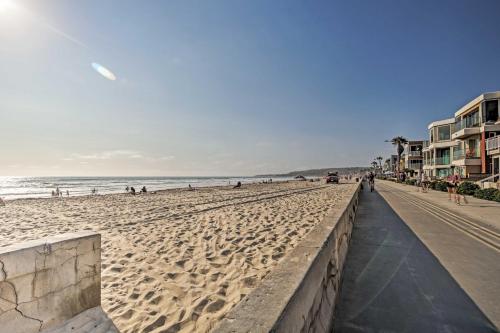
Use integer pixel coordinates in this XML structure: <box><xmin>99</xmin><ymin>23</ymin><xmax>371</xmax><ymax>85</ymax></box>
<box><xmin>467</xmin><ymin>139</ymin><xmax>480</xmax><ymax>158</ymax></box>
<box><xmin>429</xmin><ymin>129</ymin><xmax>434</xmax><ymax>143</ymax></box>
<box><xmin>465</xmin><ymin>109</ymin><xmax>479</xmax><ymax>127</ymax></box>
<box><xmin>437</xmin><ymin>125</ymin><xmax>450</xmax><ymax>141</ymax></box>
<box><xmin>485</xmin><ymin>100</ymin><xmax>499</xmax><ymax>122</ymax></box>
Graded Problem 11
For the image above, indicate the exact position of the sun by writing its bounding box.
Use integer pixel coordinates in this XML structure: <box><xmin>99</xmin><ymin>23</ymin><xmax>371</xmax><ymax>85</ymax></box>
<box><xmin>0</xmin><ymin>0</ymin><xmax>17</xmax><ymax>13</ymax></box>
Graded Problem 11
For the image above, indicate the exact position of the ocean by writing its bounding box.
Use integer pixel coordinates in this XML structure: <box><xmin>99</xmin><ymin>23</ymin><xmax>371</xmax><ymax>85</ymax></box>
<box><xmin>0</xmin><ymin>176</ymin><xmax>291</xmax><ymax>200</ymax></box>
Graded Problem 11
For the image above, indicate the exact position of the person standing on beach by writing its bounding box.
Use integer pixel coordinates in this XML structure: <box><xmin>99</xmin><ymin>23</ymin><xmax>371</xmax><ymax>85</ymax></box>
<box><xmin>66</xmin><ymin>190</ymin><xmax>69</xmax><ymax>197</ymax></box>
<box><xmin>0</xmin><ymin>197</ymin><xmax>5</xmax><ymax>206</ymax></box>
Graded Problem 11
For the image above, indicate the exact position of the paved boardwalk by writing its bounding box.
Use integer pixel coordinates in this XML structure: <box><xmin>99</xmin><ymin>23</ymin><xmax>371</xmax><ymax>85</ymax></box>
<box><xmin>334</xmin><ymin>181</ymin><xmax>499</xmax><ymax>333</ymax></box>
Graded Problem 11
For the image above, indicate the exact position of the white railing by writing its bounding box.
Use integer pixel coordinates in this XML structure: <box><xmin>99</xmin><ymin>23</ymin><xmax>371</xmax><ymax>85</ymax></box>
<box><xmin>486</xmin><ymin>136</ymin><xmax>500</xmax><ymax>151</ymax></box>
<box><xmin>453</xmin><ymin>115</ymin><xmax>480</xmax><ymax>133</ymax></box>
<box><xmin>479</xmin><ymin>173</ymin><xmax>500</xmax><ymax>188</ymax></box>
<box><xmin>480</xmin><ymin>173</ymin><xmax>500</xmax><ymax>183</ymax></box>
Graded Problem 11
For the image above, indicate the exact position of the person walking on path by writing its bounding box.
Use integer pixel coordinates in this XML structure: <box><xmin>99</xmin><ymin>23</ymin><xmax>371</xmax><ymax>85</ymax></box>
<box><xmin>446</xmin><ymin>174</ymin><xmax>455</xmax><ymax>202</ymax></box>
<box><xmin>447</xmin><ymin>172</ymin><xmax>463</xmax><ymax>205</ymax></box>
<box><xmin>452</xmin><ymin>173</ymin><xmax>461</xmax><ymax>205</ymax></box>
<box><xmin>421</xmin><ymin>174</ymin><xmax>429</xmax><ymax>193</ymax></box>
<box><xmin>368</xmin><ymin>172</ymin><xmax>375</xmax><ymax>192</ymax></box>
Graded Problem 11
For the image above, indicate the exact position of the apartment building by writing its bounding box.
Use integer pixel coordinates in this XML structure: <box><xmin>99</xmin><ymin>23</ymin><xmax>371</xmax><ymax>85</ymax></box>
<box><xmin>423</xmin><ymin>118</ymin><xmax>457</xmax><ymax>178</ymax></box>
<box><xmin>451</xmin><ymin>92</ymin><xmax>500</xmax><ymax>178</ymax></box>
<box><xmin>486</xmin><ymin>134</ymin><xmax>500</xmax><ymax>179</ymax></box>
<box><xmin>403</xmin><ymin>140</ymin><xmax>424</xmax><ymax>176</ymax></box>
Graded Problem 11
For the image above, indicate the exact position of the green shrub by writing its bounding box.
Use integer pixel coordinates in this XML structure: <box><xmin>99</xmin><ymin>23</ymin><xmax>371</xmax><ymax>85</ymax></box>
<box><xmin>405</xmin><ymin>179</ymin><xmax>417</xmax><ymax>186</ymax></box>
<box><xmin>457</xmin><ymin>181</ymin><xmax>479</xmax><ymax>196</ymax></box>
<box><xmin>494</xmin><ymin>190</ymin><xmax>500</xmax><ymax>203</ymax></box>
<box><xmin>474</xmin><ymin>188</ymin><xmax>500</xmax><ymax>201</ymax></box>
<box><xmin>432</xmin><ymin>180</ymin><xmax>448</xmax><ymax>192</ymax></box>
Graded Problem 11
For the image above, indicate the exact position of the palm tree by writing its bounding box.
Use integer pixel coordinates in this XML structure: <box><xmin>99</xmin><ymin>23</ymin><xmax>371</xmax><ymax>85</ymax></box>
<box><xmin>390</xmin><ymin>136</ymin><xmax>408</xmax><ymax>175</ymax></box>
<box><xmin>371</xmin><ymin>161</ymin><xmax>378</xmax><ymax>169</ymax></box>
<box><xmin>376</xmin><ymin>156</ymin><xmax>383</xmax><ymax>169</ymax></box>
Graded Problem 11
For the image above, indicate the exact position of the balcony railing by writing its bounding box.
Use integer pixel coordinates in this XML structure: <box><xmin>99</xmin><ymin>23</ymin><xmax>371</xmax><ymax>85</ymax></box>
<box><xmin>407</xmin><ymin>162</ymin><xmax>422</xmax><ymax>170</ymax></box>
<box><xmin>453</xmin><ymin>148</ymin><xmax>480</xmax><ymax>160</ymax></box>
<box><xmin>423</xmin><ymin>140</ymin><xmax>430</xmax><ymax>148</ymax></box>
<box><xmin>435</xmin><ymin>156</ymin><xmax>451</xmax><ymax>165</ymax></box>
<box><xmin>407</xmin><ymin>151</ymin><xmax>422</xmax><ymax>157</ymax></box>
<box><xmin>486</xmin><ymin>136</ymin><xmax>500</xmax><ymax>151</ymax></box>
<box><xmin>453</xmin><ymin>117</ymin><xmax>480</xmax><ymax>133</ymax></box>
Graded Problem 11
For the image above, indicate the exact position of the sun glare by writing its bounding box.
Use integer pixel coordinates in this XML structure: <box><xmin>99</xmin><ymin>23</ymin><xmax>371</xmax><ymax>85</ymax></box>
<box><xmin>0</xmin><ymin>0</ymin><xmax>17</xmax><ymax>12</ymax></box>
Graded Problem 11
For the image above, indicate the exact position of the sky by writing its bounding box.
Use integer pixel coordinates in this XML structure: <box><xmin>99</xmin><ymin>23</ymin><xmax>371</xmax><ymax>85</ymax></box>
<box><xmin>1</xmin><ymin>0</ymin><xmax>500</xmax><ymax>176</ymax></box>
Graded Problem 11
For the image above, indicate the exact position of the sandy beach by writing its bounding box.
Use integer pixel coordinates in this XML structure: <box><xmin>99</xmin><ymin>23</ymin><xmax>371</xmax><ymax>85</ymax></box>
<box><xmin>0</xmin><ymin>180</ymin><xmax>357</xmax><ymax>333</ymax></box>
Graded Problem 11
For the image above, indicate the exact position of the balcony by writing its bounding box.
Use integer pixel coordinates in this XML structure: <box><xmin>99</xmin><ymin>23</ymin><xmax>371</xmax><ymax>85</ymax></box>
<box><xmin>407</xmin><ymin>162</ymin><xmax>422</xmax><ymax>170</ymax></box>
<box><xmin>407</xmin><ymin>151</ymin><xmax>422</xmax><ymax>157</ymax></box>
<box><xmin>452</xmin><ymin>118</ymin><xmax>480</xmax><ymax>140</ymax></box>
<box><xmin>486</xmin><ymin>136</ymin><xmax>500</xmax><ymax>155</ymax></box>
<box><xmin>435</xmin><ymin>156</ymin><xmax>451</xmax><ymax>165</ymax></box>
<box><xmin>452</xmin><ymin>148</ymin><xmax>481</xmax><ymax>166</ymax></box>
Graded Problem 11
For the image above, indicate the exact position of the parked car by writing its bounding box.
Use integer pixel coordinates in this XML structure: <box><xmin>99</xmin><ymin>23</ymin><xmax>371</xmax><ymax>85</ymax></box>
<box><xmin>326</xmin><ymin>172</ymin><xmax>339</xmax><ymax>184</ymax></box>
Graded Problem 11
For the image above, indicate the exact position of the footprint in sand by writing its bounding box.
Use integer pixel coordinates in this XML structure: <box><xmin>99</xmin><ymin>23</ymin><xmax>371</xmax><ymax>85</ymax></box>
<box><xmin>142</xmin><ymin>315</ymin><xmax>166</xmax><ymax>333</ymax></box>
<box><xmin>120</xmin><ymin>309</ymin><xmax>134</xmax><ymax>320</ymax></box>
<box><xmin>206</xmin><ymin>299</ymin><xmax>225</xmax><ymax>313</ymax></box>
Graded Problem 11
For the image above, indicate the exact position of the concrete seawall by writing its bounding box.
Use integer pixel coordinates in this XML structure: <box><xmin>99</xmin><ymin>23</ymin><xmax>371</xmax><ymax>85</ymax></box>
<box><xmin>213</xmin><ymin>182</ymin><xmax>361</xmax><ymax>333</ymax></box>
<box><xmin>0</xmin><ymin>231</ymin><xmax>118</xmax><ymax>333</ymax></box>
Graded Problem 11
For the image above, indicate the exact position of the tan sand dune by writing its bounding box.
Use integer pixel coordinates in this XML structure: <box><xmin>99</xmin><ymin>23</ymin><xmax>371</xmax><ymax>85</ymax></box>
<box><xmin>0</xmin><ymin>181</ymin><xmax>356</xmax><ymax>333</ymax></box>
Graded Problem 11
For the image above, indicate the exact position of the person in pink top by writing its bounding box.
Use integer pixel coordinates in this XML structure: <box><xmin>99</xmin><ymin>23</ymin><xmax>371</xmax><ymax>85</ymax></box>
<box><xmin>447</xmin><ymin>170</ymin><xmax>462</xmax><ymax>205</ymax></box>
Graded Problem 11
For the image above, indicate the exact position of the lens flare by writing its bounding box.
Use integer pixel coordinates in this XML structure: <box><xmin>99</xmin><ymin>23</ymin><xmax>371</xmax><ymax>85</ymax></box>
<box><xmin>91</xmin><ymin>62</ymin><xmax>116</xmax><ymax>81</ymax></box>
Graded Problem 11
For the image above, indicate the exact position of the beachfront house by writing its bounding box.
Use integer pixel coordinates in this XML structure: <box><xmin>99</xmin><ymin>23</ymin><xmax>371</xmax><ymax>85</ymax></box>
<box><xmin>486</xmin><ymin>134</ymin><xmax>500</xmax><ymax>184</ymax></box>
<box><xmin>423</xmin><ymin>118</ymin><xmax>457</xmax><ymax>178</ymax></box>
<box><xmin>451</xmin><ymin>92</ymin><xmax>500</xmax><ymax>179</ymax></box>
<box><xmin>403</xmin><ymin>140</ymin><xmax>424</xmax><ymax>176</ymax></box>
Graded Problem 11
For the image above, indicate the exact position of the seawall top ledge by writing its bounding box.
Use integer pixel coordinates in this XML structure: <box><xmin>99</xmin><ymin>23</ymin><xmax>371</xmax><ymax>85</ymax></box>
<box><xmin>213</xmin><ymin>182</ymin><xmax>362</xmax><ymax>333</ymax></box>
<box><xmin>0</xmin><ymin>231</ymin><xmax>98</xmax><ymax>255</ymax></box>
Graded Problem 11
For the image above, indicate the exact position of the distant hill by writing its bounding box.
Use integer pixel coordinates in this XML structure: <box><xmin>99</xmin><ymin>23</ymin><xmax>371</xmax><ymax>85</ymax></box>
<box><xmin>256</xmin><ymin>167</ymin><xmax>370</xmax><ymax>178</ymax></box>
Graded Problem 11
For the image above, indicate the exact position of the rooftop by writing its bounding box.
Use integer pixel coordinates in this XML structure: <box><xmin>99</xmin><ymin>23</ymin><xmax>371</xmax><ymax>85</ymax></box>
<box><xmin>427</xmin><ymin>118</ymin><xmax>455</xmax><ymax>129</ymax></box>
<box><xmin>454</xmin><ymin>91</ymin><xmax>500</xmax><ymax>118</ymax></box>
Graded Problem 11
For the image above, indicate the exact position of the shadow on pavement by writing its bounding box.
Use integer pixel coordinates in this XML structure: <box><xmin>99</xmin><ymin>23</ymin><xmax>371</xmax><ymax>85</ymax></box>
<box><xmin>334</xmin><ymin>184</ymin><xmax>498</xmax><ymax>333</ymax></box>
